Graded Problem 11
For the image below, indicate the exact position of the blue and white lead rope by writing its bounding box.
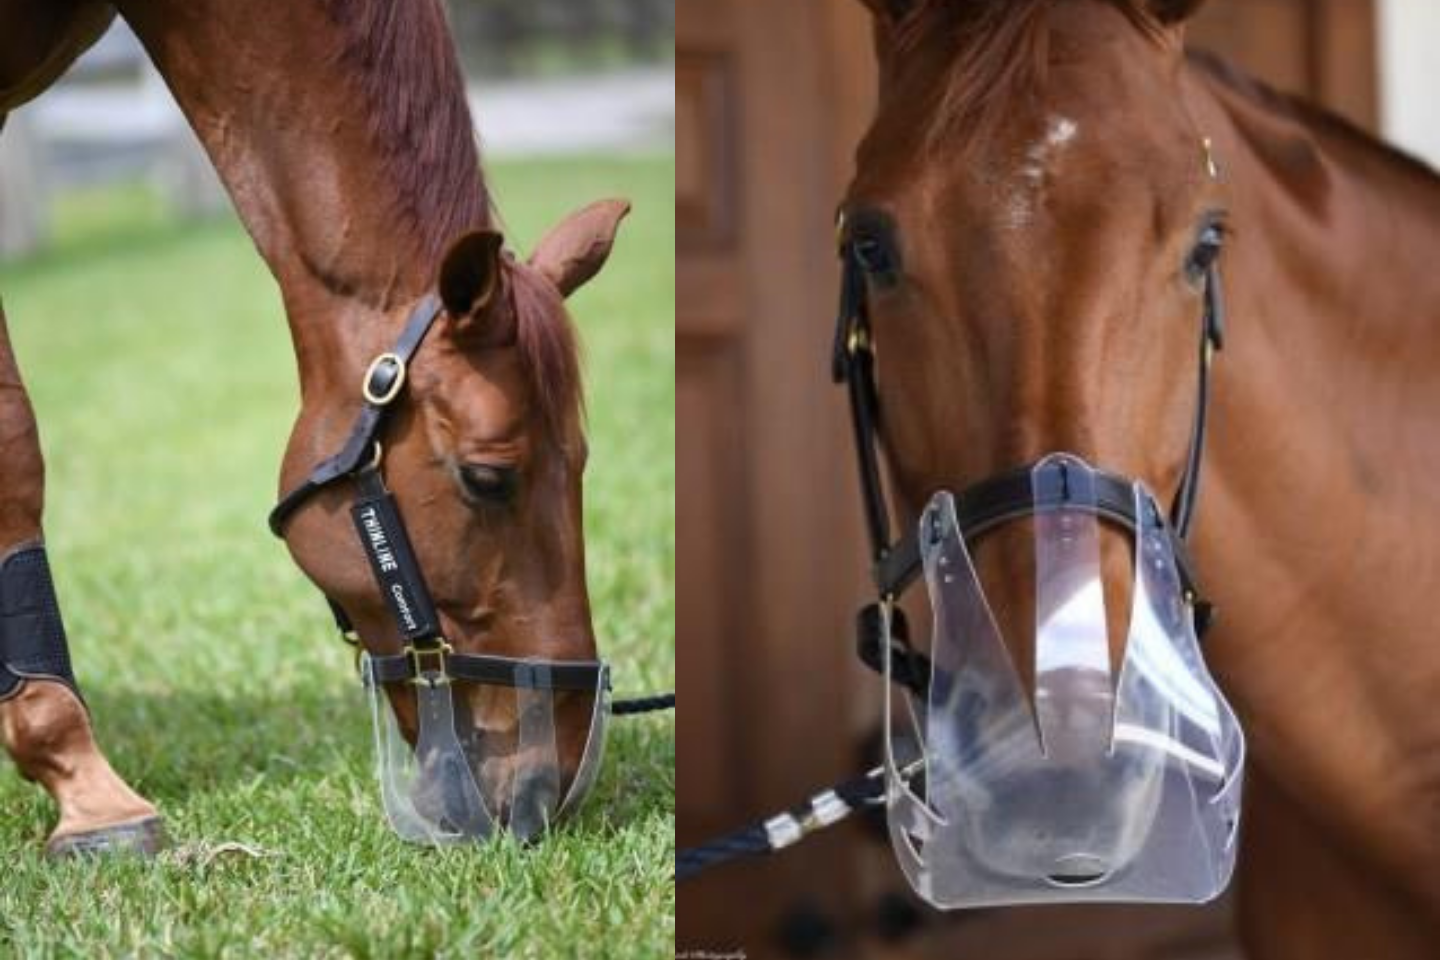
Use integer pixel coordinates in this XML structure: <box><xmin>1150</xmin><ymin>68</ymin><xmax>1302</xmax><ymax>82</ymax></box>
<box><xmin>763</xmin><ymin>782</ymin><xmax>865</xmax><ymax>851</ymax></box>
<box><xmin>676</xmin><ymin>760</ymin><xmax>923</xmax><ymax>881</ymax></box>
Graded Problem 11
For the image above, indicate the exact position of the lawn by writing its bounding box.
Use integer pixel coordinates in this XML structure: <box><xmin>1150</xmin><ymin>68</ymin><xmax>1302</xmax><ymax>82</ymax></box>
<box><xmin>0</xmin><ymin>153</ymin><xmax>675</xmax><ymax>958</ymax></box>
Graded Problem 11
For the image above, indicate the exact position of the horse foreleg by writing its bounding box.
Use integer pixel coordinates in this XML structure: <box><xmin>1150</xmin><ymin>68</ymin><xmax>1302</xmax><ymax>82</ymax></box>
<box><xmin>1237</xmin><ymin>769</ymin><xmax>1439</xmax><ymax>959</ymax></box>
<box><xmin>0</xmin><ymin>301</ymin><xmax>164</xmax><ymax>856</ymax></box>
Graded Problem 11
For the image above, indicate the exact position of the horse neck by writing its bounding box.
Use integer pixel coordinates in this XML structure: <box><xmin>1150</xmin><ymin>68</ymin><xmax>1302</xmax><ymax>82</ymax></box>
<box><xmin>1185</xmin><ymin>60</ymin><xmax>1440</xmax><ymax>911</ymax></box>
<box><xmin>119</xmin><ymin>0</ymin><xmax>488</xmax><ymax>396</ymax></box>
<box><xmin>1190</xmin><ymin>60</ymin><xmax>1440</xmax><ymax>545</ymax></box>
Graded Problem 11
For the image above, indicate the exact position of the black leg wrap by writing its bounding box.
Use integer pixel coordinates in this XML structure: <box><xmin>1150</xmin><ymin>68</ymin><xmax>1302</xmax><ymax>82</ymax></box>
<box><xmin>0</xmin><ymin>545</ymin><xmax>81</xmax><ymax>701</ymax></box>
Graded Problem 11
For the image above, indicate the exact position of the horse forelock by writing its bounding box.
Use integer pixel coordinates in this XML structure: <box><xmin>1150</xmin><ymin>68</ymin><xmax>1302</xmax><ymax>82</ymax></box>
<box><xmin>318</xmin><ymin>0</ymin><xmax>491</xmax><ymax>267</ymax></box>
<box><xmin>888</xmin><ymin>0</ymin><xmax>1166</xmax><ymax>149</ymax></box>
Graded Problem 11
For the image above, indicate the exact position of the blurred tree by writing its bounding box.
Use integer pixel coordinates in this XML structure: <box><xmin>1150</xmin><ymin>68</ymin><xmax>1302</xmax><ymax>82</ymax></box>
<box><xmin>446</xmin><ymin>0</ymin><xmax>673</xmax><ymax>78</ymax></box>
<box><xmin>617</xmin><ymin>0</ymin><xmax>671</xmax><ymax>60</ymax></box>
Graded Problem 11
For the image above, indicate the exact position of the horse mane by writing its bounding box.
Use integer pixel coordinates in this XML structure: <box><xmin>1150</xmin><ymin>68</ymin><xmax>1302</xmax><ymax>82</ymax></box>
<box><xmin>1186</xmin><ymin>48</ymin><xmax>1440</xmax><ymax>191</ymax></box>
<box><xmin>890</xmin><ymin>0</ymin><xmax>1163</xmax><ymax>146</ymax></box>
<box><xmin>319</xmin><ymin>0</ymin><xmax>492</xmax><ymax>265</ymax></box>
<box><xmin>319</xmin><ymin>0</ymin><xmax>584</xmax><ymax>431</ymax></box>
<box><xmin>511</xmin><ymin>264</ymin><xmax>585</xmax><ymax>438</ymax></box>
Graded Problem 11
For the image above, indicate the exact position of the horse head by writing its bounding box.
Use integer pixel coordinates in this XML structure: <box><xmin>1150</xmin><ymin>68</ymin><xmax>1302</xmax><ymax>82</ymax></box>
<box><xmin>845</xmin><ymin>0</ymin><xmax>1221</xmax><ymax>687</ymax></box>
<box><xmin>278</xmin><ymin>199</ymin><xmax>630</xmax><ymax>838</ymax></box>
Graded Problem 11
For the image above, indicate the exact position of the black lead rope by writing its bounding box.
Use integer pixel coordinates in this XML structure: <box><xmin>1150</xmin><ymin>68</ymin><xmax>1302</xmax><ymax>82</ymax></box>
<box><xmin>613</xmin><ymin>693</ymin><xmax>676</xmax><ymax>715</ymax></box>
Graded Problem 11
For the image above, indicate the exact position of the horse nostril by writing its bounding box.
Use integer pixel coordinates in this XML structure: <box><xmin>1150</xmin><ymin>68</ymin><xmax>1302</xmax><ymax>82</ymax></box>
<box><xmin>506</xmin><ymin>765</ymin><xmax>561</xmax><ymax>841</ymax></box>
<box><xmin>1046</xmin><ymin>854</ymin><xmax>1110</xmax><ymax>888</ymax></box>
<box><xmin>468</xmin><ymin>749</ymin><xmax>561</xmax><ymax>841</ymax></box>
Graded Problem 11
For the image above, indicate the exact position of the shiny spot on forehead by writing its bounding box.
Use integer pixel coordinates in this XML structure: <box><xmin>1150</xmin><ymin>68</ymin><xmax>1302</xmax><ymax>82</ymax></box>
<box><xmin>1004</xmin><ymin>115</ymin><xmax>1079</xmax><ymax>230</ymax></box>
<box><xmin>1046</xmin><ymin>116</ymin><xmax>1079</xmax><ymax>150</ymax></box>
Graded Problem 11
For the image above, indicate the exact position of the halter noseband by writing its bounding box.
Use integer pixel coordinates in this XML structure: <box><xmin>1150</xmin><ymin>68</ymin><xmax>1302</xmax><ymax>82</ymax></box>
<box><xmin>268</xmin><ymin>294</ymin><xmax>607</xmax><ymax>694</ymax></box>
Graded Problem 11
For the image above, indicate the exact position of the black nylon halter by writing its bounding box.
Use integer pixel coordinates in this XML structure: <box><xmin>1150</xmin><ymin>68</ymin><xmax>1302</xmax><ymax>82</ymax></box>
<box><xmin>833</xmin><ymin>226</ymin><xmax>1224</xmax><ymax>686</ymax></box>
<box><xmin>269</xmin><ymin>295</ymin><xmax>607</xmax><ymax>693</ymax></box>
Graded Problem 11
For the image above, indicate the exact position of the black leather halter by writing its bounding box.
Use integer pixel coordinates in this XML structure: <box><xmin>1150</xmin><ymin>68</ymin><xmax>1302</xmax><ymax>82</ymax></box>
<box><xmin>269</xmin><ymin>295</ymin><xmax>607</xmax><ymax>694</ymax></box>
<box><xmin>833</xmin><ymin>227</ymin><xmax>1225</xmax><ymax>688</ymax></box>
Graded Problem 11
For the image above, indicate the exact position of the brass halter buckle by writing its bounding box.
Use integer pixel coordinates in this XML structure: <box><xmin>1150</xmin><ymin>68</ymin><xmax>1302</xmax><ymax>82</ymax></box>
<box><xmin>363</xmin><ymin>353</ymin><xmax>407</xmax><ymax>406</ymax></box>
<box><xmin>407</xmin><ymin>641</ymin><xmax>453</xmax><ymax>686</ymax></box>
<box><xmin>1202</xmin><ymin>137</ymin><xmax>1220</xmax><ymax>180</ymax></box>
<box><xmin>847</xmin><ymin>324</ymin><xmax>870</xmax><ymax>356</ymax></box>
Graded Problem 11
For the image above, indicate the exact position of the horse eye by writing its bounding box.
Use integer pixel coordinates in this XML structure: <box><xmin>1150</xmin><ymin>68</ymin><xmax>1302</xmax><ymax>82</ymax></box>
<box><xmin>852</xmin><ymin>233</ymin><xmax>896</xmax><ymax>277</ymax></box>
<box><xmin>1186</xmin><ymin>222</ymin><xmax>1226</xmax><ymax>283</ymax></box>
<box><xmin>458</xmin><ymin>463</ymin><xmax>518</xmax><ymax>505</ymax></box>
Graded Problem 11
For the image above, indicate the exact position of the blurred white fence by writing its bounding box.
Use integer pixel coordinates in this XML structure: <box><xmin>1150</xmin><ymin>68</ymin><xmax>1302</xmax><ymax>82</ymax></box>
<box><xmin>0</xmin><ymin>113</ymin><xmax>46</xmax><ymax>258</ymax></box>
<box><xmin>471</xmin><ymin>68</ymin><xmax>672</xmax><ymax>156</ymax></box>
<box><xmin>0</xmin><ymin>18</ymin><xmax>673</xmax><ymax>261</ymax></box>
<box><xmin>0</xmin><ymin>23</ymin><xmax>225</xmax><ymax>259</ymax></box>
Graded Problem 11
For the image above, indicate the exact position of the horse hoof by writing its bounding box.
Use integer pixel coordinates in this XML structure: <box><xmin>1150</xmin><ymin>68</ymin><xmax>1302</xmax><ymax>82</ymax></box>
<box><xmin>44</xmin><ymin>815</ymin><xmax>168</xmax><ymax>859</ymax></box>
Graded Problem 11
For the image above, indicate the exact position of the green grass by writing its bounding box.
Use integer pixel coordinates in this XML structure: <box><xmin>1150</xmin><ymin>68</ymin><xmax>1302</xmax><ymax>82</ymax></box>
<box><xmin>0</xmin><ymin>154</ymin><xmax>675</xmax><ymax>958</ymax></box>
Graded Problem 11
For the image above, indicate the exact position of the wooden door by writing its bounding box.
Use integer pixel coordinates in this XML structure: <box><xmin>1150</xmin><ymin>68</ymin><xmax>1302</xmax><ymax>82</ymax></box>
<box><xmin>677</xmin><ymin>0</ymin><xmax>876</xmax><ymax>953</ymax></box>
<box><xmin>1190</xmin><ymin>0</ymin><xmax>1378</xmax><ymax>132</ymax></box>
<box><xmin>677</xmin><ymin>1</ymin><xmax>1376</xmax><ymax>957</ymax></box>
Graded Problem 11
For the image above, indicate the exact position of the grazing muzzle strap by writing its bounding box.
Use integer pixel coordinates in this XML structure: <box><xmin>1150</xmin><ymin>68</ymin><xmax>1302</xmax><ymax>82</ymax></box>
<box><xmin>0</xmin><ymin>544</ymin><xmax>82</xmax><ymax>702</ymax></box>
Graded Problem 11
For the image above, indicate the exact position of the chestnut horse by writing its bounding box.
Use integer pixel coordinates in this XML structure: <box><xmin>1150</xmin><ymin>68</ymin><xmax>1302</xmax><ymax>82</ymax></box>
<box><xmin>0</xmin><ymin>0</ymin><xmax>626</xmax><ymax>853</ymax></box>
<box><xmin>844</xmin><ymin>0</ymin><xmax>1439</xmax><ymax>956</ymax></box>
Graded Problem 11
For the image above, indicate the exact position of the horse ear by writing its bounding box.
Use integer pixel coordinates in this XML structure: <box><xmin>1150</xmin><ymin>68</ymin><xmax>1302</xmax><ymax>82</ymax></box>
<box><xmin>438</xmin><ymin>229</ymin><xmax>504</xmax><ymax>320</ymax></box>
<box><xmin>529</xmin><ymin>199</ymin><xmax>630</xmax><ymax>299</ymax></box>
<box><xmin>1148</xmin><ymin>0</ymin><xmax>1208</xmax><ymax>24</ymax></box>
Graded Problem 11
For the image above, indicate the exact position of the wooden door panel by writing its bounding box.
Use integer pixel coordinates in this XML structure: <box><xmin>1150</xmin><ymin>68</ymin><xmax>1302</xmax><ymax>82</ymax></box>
<box><xmin>676</xmin><ymin>340</ymin><xmax>746</xmax><ymax>836</ymax></box>
<box><xmin>677</xmin><ymin>51</ymin><xmax>737</xmax><ymax>252</ymax></box>
<box><xmin>678</xmin><ymin>0</ymin><xmax>870</xmax><ymax>952</ymax></box>
<box><xmin>676</xmin><ymin>0</ymin><xmax>748</xmax><ymax>847</ymax></box>
<box><xmin>1190</xmin><ymin>0</ymin><xmax>1377</xmax><ymax>131</ymax></box>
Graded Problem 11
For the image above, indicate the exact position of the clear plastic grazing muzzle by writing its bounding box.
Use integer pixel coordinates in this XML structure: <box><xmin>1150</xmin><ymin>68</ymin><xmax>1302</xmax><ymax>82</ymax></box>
<box><xmin>363</xmin><ymin>655</ymin><xmax>610</xmax><ymax>845</ymax></box>
<box><xmin>885</xmin><ymin>453</ymin><xmax>1244</xmax><ymax>908</ymax></box>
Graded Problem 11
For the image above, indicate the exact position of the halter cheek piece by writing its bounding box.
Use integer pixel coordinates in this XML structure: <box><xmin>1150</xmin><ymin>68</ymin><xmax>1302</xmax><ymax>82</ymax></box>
<box><xmin>832</xmin><ymin>221</ymin><xmax>1226</xmax><ymax>687</ymax></box>
<box><xmin>268</xmin><ymin>294</ymin><xmax>608</xmax><ymax>695</ymax></box>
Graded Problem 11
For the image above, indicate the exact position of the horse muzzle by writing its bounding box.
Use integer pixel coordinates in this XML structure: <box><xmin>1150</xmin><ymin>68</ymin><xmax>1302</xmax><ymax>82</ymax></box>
<box><xmin>364</xmin><ymin>653</ymin><xmax>610</xmax><ymax>844</ymax></box>
<box><xmin>882</xmin><ymin>453</ymin><xmax>1245</xmax><ymax>908</ymax></box>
